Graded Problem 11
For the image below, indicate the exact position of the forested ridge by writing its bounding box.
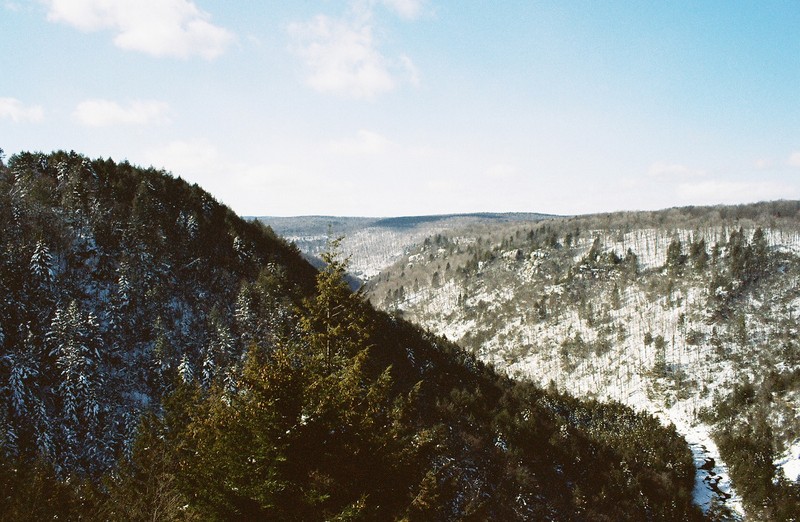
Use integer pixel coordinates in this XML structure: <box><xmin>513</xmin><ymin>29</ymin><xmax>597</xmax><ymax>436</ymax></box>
<box><xmin>0</xmin><ymin>150</ymin><xmax>703</xmax><ymax>520</ymax></box>
<box><xmin>365</xmin><ymin>203</ymin><xmax>800</xmax><ymax>520</ymax></box>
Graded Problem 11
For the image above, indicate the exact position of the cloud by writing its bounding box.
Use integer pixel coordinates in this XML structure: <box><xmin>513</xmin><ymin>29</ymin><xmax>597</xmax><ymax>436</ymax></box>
<box><xmin>145</xmin><ymin>140</ymin><xmax>323</xmax><ymax>215</ymax></box>
<box><xmin>146</xmin><ymin>140</ymin><xmax>220</xmax><ymax>174</ymax></box>
<box><xmin>43</xmin><ymin>0</ymin><xmax>234</xmax><ymax>59</ymax></box>
<box><xmin>289</xmin><ymin>14</ymin><xmax>395</xmax><ymax>99</ymax></box>
<box><xmin>73</xmin><ymin>99</ymin><xmax>170</xmax><ymax>126</ymax></box>
<box><xmin>788</xmin><ymin>152</ymin><xmax>800</xmax><ymax>168</ymax></box>
<box><xmin>0</xmin><ymin>97</ymin><xmax>44</xmax><ymax>122</ymax></box>
<box><xmin>676</xmin><ymin>180</ymin><xmax>795</xmax><ymax>205</ymax></box>
<box><xmin>426</xmin><ymin>178</ymin><xmax>456</xmax><ymax>192</ymax></box>
<box><xmin>380</xmin><ymin>0</ymin><xmax>424</xmax><ymax>19</ymax></box>
<box><xmin>289</xmin><ymin>0</ymin><xmax>422</xmax><ymax>98</ymax></box>
<box><xmin>647</xmin><ymin>162</ymin><xmax>706</xmax><ymax>180</ymax></box>
<box><xmin>399</xmin><ymin>54</ymin><xmax>420</xmax><ymax>86</ymax></box>
<box><xmin>327</xmin><ymin>130</ymin><xmax>395</xmax><ymax>155</ymax></box>
<box><xmin>754</xmin><ymin>158</ymin><xmax>773</xmax><ymax>170</ymax></box>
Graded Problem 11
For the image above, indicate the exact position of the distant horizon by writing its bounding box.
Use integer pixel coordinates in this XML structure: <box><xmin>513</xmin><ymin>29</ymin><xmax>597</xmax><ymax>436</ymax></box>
<box><xmin>249</xmin><ymin>199</ymin><xmax>798</xmax><ymax>220</ymax></box>
<box><xmin>3</xmin><ymin>146</ymin><xmax>795</xmax><ymax>221</ymax></box>
<box><xmin>249</xmin><ymin>210</ymin><xmax>559</xmax><ymax>219</ymax></box>
<box><xmin>3</xmin><ymin>1</ymin><xmax>799</xmax><ymax>216</ymax></box>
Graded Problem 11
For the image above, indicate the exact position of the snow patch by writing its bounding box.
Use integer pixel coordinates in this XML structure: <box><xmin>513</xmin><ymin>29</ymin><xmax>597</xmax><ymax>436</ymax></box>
<box><xmin>776</xmin><ymin>439</ymin><xmax>800</xmax><ymax>483</ymax></box>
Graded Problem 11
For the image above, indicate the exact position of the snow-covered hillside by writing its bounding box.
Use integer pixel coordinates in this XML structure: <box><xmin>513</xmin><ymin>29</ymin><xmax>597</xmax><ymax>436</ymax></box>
<box><xmin>363</xmin><ymin>207</ymin><xmax>800</xmax><ymax>521</ymax></box>
<box><xmin>258</xmin><ymin>213</ymin><xmax>552</xmax><ymax>281</ymax></box>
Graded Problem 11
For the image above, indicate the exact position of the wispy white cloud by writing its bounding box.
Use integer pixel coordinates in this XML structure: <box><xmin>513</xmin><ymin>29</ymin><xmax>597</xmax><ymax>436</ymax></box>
<box><xmin>788</xmin><ymin>152</ymin><xmax>800</xmax><ymax>168</ymax></box>
<box><xmin>72</xmin><ymin>100</ymin><xmax>169</xmax><ymax>127</ymax></box>
<box><xmin>289</xmin><ymin>14</ymin><xmax>394</xmax><ymax>99</ymax></box>
<box><xmin>379</xmin><ymin>0</ymin><xmax>425</xmax><ymax>20</ymax></box>
<box><xmin>647</xmin><ymin>162</ymin><xmax>706</xmax><ymax>180</ymax></box>
<box><xmin>43</xmin><ymin>0</ymin><xmax>234</xmax><ymax>59</ymax></box>
<box><xmin>400</xmin><ymin>54</ymin><xmax>420</xmax><ymax>87</ymax></box>
<box><xmin>754</xmin><ymin>158</ymin><xmax>774</xmax><ymax>170</ymax></box>
<box><xmin>146</xmin><ymin>139</ymin><xmax>220</xmax><ymax>174</ymax></box>
<box><xmin>145</xmin><ymin>139</ymin><xmax>322</xmax><ymax>215</ymax></box>
<box><xmin>289</xmin><ymin>0</ymin><xmax>421</xmax><ymax>98</ymax></box>
<box><xmin>0</xmin><ymin>97</ymin><xmax>44</xmax><ymax>122</ymax></box>
<box><xmin>73</xmin><ymin>99</ymin><xmax>170</xmax><ymax>127</ymax></box>
<box><xmin>425</xmin><ymin>178</ymin><xmax>456</xmax><ymax>192</ymax></box>
<box><xmin>327</xmin><ymin>130</ymin><xmax>395</xmax><ymax>155</ymax></box>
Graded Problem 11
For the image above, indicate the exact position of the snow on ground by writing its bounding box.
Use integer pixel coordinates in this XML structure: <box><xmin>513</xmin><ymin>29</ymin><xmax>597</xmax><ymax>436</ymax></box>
<box><xmin>776</xmin><ymin>439</ymin><xmax>800</xmax><ymax>482</ymax></box>
<box><xmin>370</xmin><ymin>223</ymin><xmax>800</xmax><ymax>519</ymax></box>
<box><xmin>494</xmin><ymin>280</ymin><xmax>748</xmax><ymax>517</ymax></box>
<box><xmin>659</xmin><ymin>404</ymin><xmax>744</xmax><ymax>518</ymax></box>
<box><xmin>766</xmin><ymin>229</ymin><xmax>800</xmax><ymax>255</ymax></box>
<box><xmin>345</xmin><ymin>227</ymin><xmax>438</xmax><ymax>280</ymax></box>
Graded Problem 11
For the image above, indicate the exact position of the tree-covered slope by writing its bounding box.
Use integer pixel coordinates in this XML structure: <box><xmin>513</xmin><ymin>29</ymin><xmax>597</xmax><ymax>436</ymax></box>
<box><xmin>0</xmin><ymin>149</ymin><xmax>317</xmax><ymax>477</ymax></box>
<box><xmin>258</xmin><ymin>212</ymin><xmax>553</xmax><ymax>282</ymax></box>
<box><xmin>1</xmin><ymin>150</ymin><xmax>703</xmax><ymax>520</ymax></box>
<box><xmin>364</xmin><ymin>204</ymin><xmax>800</xmax><ymax>520</ymax></box>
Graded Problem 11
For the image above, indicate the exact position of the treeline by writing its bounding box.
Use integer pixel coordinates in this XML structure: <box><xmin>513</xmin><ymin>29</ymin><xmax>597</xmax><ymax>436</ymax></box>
<box><xmin>561</xmin><ymin>200</ymin><xmax>800</xmax><ymax>235</ymax></box>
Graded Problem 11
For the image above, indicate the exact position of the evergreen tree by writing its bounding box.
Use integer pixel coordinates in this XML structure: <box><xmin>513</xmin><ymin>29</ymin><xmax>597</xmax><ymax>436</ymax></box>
<box><xmin>666</xmin><ymin>237</ymin><xmax>685</xmax><ymax>271</ymax></box>
<box><xmin>1</xmin><ymin>332</ymin><xmax>45</xmax><ymax>454</ymax></box>
<box><xmin>690</xmin><ymin>237</ymin><xmax>709</xmax><ymax>270</ymax></box>
<box><xmin>47</xmin><ymin>301</ymin><xmax>107</xmax><ymax>474</ymax></box>
<box><xmin>166</xmin><ymin>241</ymin><xmax>427</xmax><ymax>520</ymax></box>
<box><xmin>177</xmin><ymin>354</ymin><xmax>194</xmax><ymax>385</ymax></box>
<box><xmin>750</xmin><ymin>227</ymin><xmax>769</xmax><ymax>281</ymax></box>
<box><xmin>299</xmin><ymin>237</ymin><xmax>370</xmax><ymax>372</ymax></box>
<box><xmin>30</xmin><ymin>240</ymin><xmax>54</xmax><ymax>287</ymax></box>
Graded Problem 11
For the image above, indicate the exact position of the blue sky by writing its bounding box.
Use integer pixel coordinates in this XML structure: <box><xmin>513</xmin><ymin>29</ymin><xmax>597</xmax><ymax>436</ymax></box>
<box><xmin>2</xmin><ymin>1</ymin><xmax>799</xmax><ymax>216</ymax></box>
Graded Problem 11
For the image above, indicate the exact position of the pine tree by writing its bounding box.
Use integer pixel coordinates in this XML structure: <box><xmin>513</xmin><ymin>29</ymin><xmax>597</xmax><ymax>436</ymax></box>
<box><xmin>30</xmin><ymin>240</ymin><xmax>54</xmax><ymax>287</ymax></box>
<box><xmin>47</xmin><ymin>301</ymin><xmax>106</xmax><ymax>474</ymax></box>
<box><xmin>165</xmin><ymin>239</ymin><xmax>428</xmax><ymax>519</ymax></box>
<box><xmin>299</xmin><ymin>237</ymin><xmax>371</xmax><ymax>373</ymax></box>
<box><xmin>689</xmin><ymin>237</ymin><xmax>709</xmax><ymax>270</ymax></box>
<box><xmin>149</xmin><ymin>317</ymin><xmax>172</xmax><ymax>397</ymax></box>
<box><xmin>5</xmin><ymin>344</ymin><xmax>38</xmax><ymax>420</ymax></box>
<box><xmin>177</xmin><ymin>354</ymin><xmax>194</xmax><ymax>385</ymax></box>
<box><xmin>665</xmin><ymin>237</ymin><xmax>684</xmax><ymax>271</ymax></box>
<box><xmin>234</xmin><ymin>284</ymin><xmax>256</xmax><ymax>349</ymax></box>
<box><xmin>749</xmin><ymin>227</ymin><xmax>768</xmax><ymax>281</ymax></box>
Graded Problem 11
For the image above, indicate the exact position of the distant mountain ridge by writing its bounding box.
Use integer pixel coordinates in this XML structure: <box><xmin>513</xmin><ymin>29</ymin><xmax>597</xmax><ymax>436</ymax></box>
<box><xmin>257</xmin><ymin>212</ymin><xmax>555</xmax><ymax>282</ymax></box>
<box><xmin>255</xmin><ymin>212</ymin><xmax>556</xmax><ymax>232</ymax></box>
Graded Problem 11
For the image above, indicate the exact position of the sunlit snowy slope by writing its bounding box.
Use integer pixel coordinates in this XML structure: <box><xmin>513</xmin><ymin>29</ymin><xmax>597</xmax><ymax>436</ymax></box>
<box><xmin>363</xmin><ymin>205</ymin><xmax>800</xmax><ymax>520</ymax></box>
<box><xmin>276</xmin><ymin>203</ymin><xmax>800</xmax><ymax>520</ymax></box>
